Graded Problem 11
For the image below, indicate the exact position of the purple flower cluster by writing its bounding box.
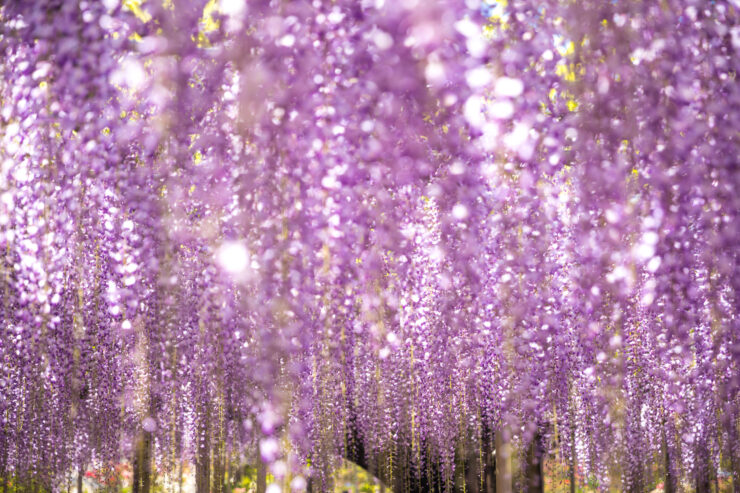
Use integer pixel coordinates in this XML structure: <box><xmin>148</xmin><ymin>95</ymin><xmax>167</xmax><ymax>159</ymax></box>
<box><xmin>0</xmin><ymin>0</ymin><xmax>737</xmax><ymax>491</ymax></box>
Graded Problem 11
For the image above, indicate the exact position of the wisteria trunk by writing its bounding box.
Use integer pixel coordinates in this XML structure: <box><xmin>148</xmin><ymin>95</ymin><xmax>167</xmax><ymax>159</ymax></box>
<box><xmin>132</xmin><ymin>431</ymin><xmax>152</xmax><ymax>493</ymax></box>
<box><xmin>481</xmin><ymin>425</ymin><xmax>496</xmax><ymax>493</ymax></box>
<box><xmin>195</xmin><ymin>419</ymin><xmax>210</xmax><ymax>493</ymax></box>
<box><xmin>569</xmin><ymin>423</ymin><xmax>576</xmax><ymax>493</ymax></box>
<box><xmin>663</xmin><ymin>427</ymin><xmax>675</xmax><ymax>493</ymax></box>
<box><xmin>524</xmin><ymin>430</ymin><xmax>544</xmax><ymax>493</ymax></box>
<box><xmin>695</xmin><ymin>444</ymin><xmax>711</xmax><ymax>493</ymax></box>
<box><xmin>256</xmin><ymin>460</ymin><xmax>267</xmax><ymax>493</ymax></box>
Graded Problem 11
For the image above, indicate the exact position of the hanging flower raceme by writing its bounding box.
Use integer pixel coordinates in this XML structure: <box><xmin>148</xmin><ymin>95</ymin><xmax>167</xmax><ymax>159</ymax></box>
<box><xmin>0</xmin><ymin>0</ymin><xmax>737</xmax><ymax>492</ymax></box>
